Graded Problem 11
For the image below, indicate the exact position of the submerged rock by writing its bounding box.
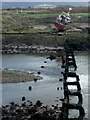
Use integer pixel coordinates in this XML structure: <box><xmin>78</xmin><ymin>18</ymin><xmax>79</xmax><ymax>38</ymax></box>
<box><xmin>59</xmin><ymin>78</ymin><xmax>63</xmax><ymax>82</ymax></box>
<box><xmin>34</xmin><ymin>78</ymin><xmax>37</xmax><ymax>82</ymax></box>
<box><xmin>28</xmin><ymin>86</ymin><xmax>32</xmax><ymax>91</ymax></box>
<box><xmin>47</xmin><ymin>55</ymin><xmax>56</xmax><ymax>61</ymax></box>
<box><xmin>35</xmin><ymin>100</ymin><xmax>42</xmax><ymax>107</ymax></box>
<box><xmin>37</xmin><ymin>71</ymin><xmax>41</xmax><ymax>75</ymax></box>
<box><xmin>41</xmin><ymin>66</ymin><xmax>44</xmax><ymax>68</ymax></box>
<box><xmin>22</xmin><ymin>96</ymin><xmax>25</xmax><ymax>101</ymax></box>
<box><xmin>57</xmin><ymin>87</ymin><xmax>59</xmax><ymax>90</ymax></box>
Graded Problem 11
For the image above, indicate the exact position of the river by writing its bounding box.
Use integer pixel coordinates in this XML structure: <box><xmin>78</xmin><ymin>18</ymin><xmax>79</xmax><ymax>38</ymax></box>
<box><xmin>0</xmin><ymin>51</ymin><xmax>88</xmax><ymax>118</ymax></box>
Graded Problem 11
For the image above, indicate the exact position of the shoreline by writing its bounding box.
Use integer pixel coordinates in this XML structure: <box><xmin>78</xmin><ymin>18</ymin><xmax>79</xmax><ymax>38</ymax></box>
<box><xmin>1</xmin><ymin>69</ymin><xmax>42</xmax><ymax>84</ymax></box>
<box><xmin>2</xmin><ymin>44</ymin><xmax>64</xmax><ymax>54</ymax></box>
<box><xmin>2</xmin><ymin>44</ymin><xmax>88</xmax><ymax>54</ymax></box>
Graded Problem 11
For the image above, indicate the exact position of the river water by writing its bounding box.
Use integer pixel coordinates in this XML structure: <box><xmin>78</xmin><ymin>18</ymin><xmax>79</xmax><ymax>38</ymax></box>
<box><xmin>0</xmin><ymin>51</ymin><xmax>88</xmax><ymax>118</ymax></box>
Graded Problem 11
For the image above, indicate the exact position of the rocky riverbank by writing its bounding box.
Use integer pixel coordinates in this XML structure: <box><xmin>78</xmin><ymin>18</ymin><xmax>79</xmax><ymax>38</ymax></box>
<box><xmin>2</xmin><ymin>30</ymin><xmax>89</xmax><ymax>54</ymax></box>
<box><xmin>2</xmin><ymin>44</ymin><xmax>64</xmax><ymax>54</ymax></box>
<box><xmin>1</xmin><ymin>69</ymin><xmax>42</xmax><ymax>84</ymax></box>
<box><xmin>1</xmin><ymin>100</ymin><xmax>63</xmax><ymax>120</ymax></box>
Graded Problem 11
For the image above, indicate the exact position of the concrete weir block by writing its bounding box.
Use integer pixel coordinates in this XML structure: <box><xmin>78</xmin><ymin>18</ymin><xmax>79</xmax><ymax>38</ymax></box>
<box><xmin>64</xmin><ymin>81</ymin><xmax>81</xmax><ymax>91</ymax></box>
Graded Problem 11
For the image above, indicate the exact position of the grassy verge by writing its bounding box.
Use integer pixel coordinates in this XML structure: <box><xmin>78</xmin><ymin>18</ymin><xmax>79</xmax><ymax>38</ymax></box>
<box><xmin>2</xmin><ymin>7</ymin><xmax>88</xmax><ymax>33</ymax></box>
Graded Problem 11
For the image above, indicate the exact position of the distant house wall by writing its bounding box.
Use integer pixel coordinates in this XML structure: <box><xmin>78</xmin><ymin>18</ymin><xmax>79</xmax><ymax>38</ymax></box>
<box><xmin>34</xmin><ymin>4</ymin><xmax>56</xmax><ymax>9</ymax></box>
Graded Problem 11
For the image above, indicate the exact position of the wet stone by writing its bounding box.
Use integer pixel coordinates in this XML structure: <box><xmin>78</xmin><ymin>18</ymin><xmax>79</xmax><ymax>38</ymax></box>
<box><xmin>35</xmin><ymin>100</ymin><xmax>42</xmax><ymax>106</ymax></box>
<box><xmin>52</xmin><ymin>105</ymin><xmax>54</xmax><ymax>107</ymax></box>
<box><xmin>44</xmin><ymin>61</ymin><xmax>47</xmax><ymax>63</ymax></box>
<box><xmin>22</xmin><ymin>102</ymin><xmax>26</xmax><ymax>107</ymax></box>
<box><xmin>16</xmin><ymin>108</ymin><xmax>23</xmax><ymax>114</ymax></box>
<box><xmin>28</xmin><ymin>107</ymin><xmax>37</xmax><ymax>114</ymax></box>
<box><xmin>54</xmin><ymin>106</ymin><xmax>58</xmax><ymax>109</ymax></box>
<box><xmin>41</xmin><ymin>66</ymin><xmax>44</xmax><ymax>68</ymax></box>
<box><xmin>57</xmin><ymin>87</ymin><xmax>59</xmax><ymax>90</ymax></box>
<box><xmin>59</xmin><ymin>78</ymin><xmax>63</xmax><ymax>82</ymax></box>
<box><xmin>9</xmin><ymin>102</ymin><xmax>14</xmax><ymax>106</ymax></box>
<box><xmin>34</xmin><ymin>78</ymin><xmax>37</xmax><ymax>82</ymax></box>
<box><xmin>28</xmin><ymin>86</ymin><xmax>32</xmax><ymax>91</ymax></box>
<box><xmin>22</xmin><ymin>96</ymin><xmax>25</xmax><ymax>101</ymax></box>
<box><xmin>37</xmin><ymin>71</ymin><xmax>41</xmax><ymax>75</ymax></box>
<box><xmin>47</xmin><ymin>55</ymin><xmax>56</xmax><ymax>61</ymax></box>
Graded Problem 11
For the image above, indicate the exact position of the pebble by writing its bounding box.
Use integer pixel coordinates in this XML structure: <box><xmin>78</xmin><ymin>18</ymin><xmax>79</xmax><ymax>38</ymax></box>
<box><xmin>59</xmin><ymin>78</ymin><xmax>63</xmax><ymax>82</ymax></box>
<box><xmin>28</xmin><ymin>86</ymin><xmax>32</xmax><ymax>91</ymax></box>
<box><xmin>44</xmin><ymin>61</ymin><xmax>47</xmax><ymax>63</ymax></box>
<box><xmin>34</xmin><ymin>78</ymin><xmax>37</xmax><ymax>82</ymax></box>
<box><xmin>35</xmin><ymin>100</ymin><xmax>42</xmax><ymax>106</ymax></box>
<box><xmin>41</xmin><ymin>66</ymin><xmax>44</xmax><ymax>68</ymax></box>
<box><xmin>37</xmin><ymin>71</ymin><xmax>41</xmax><ymax>75</ymax></box>
<box><xmin>57</xmin><ymin>87</ymin><xmax>59</xmax><ymax>90</ymax></box>
<box><xmin>22</xmin><ymin>96</ymin><xmax>25</xmax><ymax>101</ymax></box>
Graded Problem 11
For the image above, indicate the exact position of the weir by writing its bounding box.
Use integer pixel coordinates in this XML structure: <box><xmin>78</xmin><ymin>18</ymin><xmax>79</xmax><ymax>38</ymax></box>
<box><xmin>62</xmin><ymin>72</ymin><xmax>80</xmax><ymax>81</ymax></box>
<box><xmin>61</xmin><ymin>43</ymin><xmax>85</xmax><ymax>120</ymax></box>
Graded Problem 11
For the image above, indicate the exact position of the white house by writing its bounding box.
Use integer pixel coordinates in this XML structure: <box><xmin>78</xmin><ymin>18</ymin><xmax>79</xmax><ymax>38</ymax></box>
<box><xmin>34</xmin><ymin>4</ymin><xmax>56</xmax><ymax>9</ymax></box>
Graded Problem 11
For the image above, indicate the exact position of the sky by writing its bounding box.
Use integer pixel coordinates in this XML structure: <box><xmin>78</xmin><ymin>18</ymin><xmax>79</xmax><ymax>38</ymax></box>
<box><xmin>1</xmin><ymin>0</ymin><xmax>89</xmax><ymax>2</ymax></box>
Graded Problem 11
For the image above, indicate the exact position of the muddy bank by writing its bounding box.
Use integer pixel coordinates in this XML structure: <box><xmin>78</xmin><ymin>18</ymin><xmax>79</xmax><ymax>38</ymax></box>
<box><xmin>1</xmin><ymin>69</ymin><xmax>42</xmax><ymax>84</ymax></box>
<box><xmin>2</xmin><ymin>41</ymin><xmax>88</xmax><ymax>54</ymax></box>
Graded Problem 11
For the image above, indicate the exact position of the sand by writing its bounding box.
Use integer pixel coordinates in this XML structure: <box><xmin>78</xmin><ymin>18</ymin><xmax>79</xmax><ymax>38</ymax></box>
<box><xmin>1</xmin><ymin>69</ymin><xmax>42</xmax><ymax>84</ymax></box>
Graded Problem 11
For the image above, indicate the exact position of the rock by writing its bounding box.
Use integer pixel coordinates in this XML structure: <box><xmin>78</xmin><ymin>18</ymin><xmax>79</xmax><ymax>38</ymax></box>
<box><xmin>41</xmin><ymin>66</ymin><xmax>44</xmax><ymax>68</ymax></box>
<box><xmin>54</xmin><ymin>106</ymin><xmax>58</xmax><ymax>109</ymax></box>
<box><xmin>35</xmin><ymin>100</ymin><xmax>42</xmax><ymax>106</ymax></box>
<box><xmin>59</xmin><ymin>78</ymin><xmax>63</xmax><ymax>82</ymax></box>
<box><xmin>61</xmin><ymin>65</ymin><xmax>65</xmax><ymax>68</ymax></box>
<box><xmin>59</xmin><ymin>98</ymin><xmax>64</xmax><ymax>101</ymax></box>
<box><xmin>34</xmin><ymin>78</ymin><xmax>37</xmax><ymax>82</ymax></box>
<box><xmin>61</xmin><ymin>72</ymin><xmax>63</xmax><ymax>74</ymax></box>
<box><xmin>37</xmin><ymin>71</ymin><xmax>41</xmax><ymax>75</ymax></box>
<box><xmin>2</xmin><ymin>116</ymin><xmax>10</xmax><ymax>120</ymax></box>
<box><xmin>28</xmin><ymin>86</ymin><xmax>32</xmax><ymax>91</ymax></box>
<box><xmin>28</xmin><ymin>107</ymin><xmax>37</xmax><ymax>114</ymax></box>
<box><xmin>47</xmin><ymin>55</ymin><xmax>56</xmax><ymax>61</ymax></box>
<box><xmin>30</xmin><ymin>113</ymin><xmax>47</xmax><ymax>120</ymax></box>
<box><xmin>61</xmin><ymin>87</ymin><xmax>62</xmax><ymax>90</ymax></box>
<box><xmin>27</xmin><ymin>100</ymin><xmax>30</xmax><ymax>102</ymax></box>
<box><xmin>16</xmin><ymin>108</ymin><xmax>23</xmax><ymax>113</ymax></box>
<box><xmin>57</xmin><ymin>87</ymin><xmax>59</xmax><ymax>90</ymax></box>
<box><xmin>2</xmin><ymin>100</ymin><xmax>63</xmax><ymax>120</ymax></box>
<box><xmin>52</xmin><ymin>105</ymin><xmax>54</xmax><ymax>107</ymax></box>
<box><xmin>55</xmin><ymin>100</ymin><xmax>58</xmax><ymax>102</ymax></box>
<box><xmin>30</xmin><ymin>102</ymin><xmax>33</xmax><ymax>106</ymax></box>
<box><xmin>22</xmin><ymin>102</ymin><xmax>26</xmax><ymax>107</ymax></box>
<box><xmin>22</xmin><ymin>96</ymin><xmax>25</xmax><ymax>101</ymax></box>
<box><xmin>9</xmin><ymin>102</ymin><xmax>14</xmax><ymax>106</ymax></box>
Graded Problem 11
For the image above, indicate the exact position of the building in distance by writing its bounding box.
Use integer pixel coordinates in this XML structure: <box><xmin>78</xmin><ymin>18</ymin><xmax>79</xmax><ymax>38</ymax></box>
<box><xmin>34</xmin><ymin>4</ymin><xmax>56</xmax><ymax>9</ymax></box>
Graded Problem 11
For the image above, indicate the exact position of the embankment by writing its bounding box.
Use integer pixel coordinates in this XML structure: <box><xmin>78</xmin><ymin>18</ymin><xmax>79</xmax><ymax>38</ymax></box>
<box><xmin>2</xmin><ymin>31</ymin><xmax>89</xmax><ymax>54</ymax></box>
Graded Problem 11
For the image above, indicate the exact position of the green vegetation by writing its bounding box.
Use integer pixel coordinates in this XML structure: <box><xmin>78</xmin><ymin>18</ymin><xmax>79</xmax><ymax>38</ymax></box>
<box><xmin>2</xmin><ymin>6</ymin><xmax>89</xmax><ymax>50</ymax></box>
<box><xmin>2</xmin><ymin>6</ymin><xmax>88</xmax><ymax>33</ymax></box>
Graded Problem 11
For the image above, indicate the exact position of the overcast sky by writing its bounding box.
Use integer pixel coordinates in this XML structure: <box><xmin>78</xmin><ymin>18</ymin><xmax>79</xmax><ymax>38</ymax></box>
<box><xmin>1</xmin><ymin>0</ymin><xmax>89</xmax><ymax>2</ymax></box>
